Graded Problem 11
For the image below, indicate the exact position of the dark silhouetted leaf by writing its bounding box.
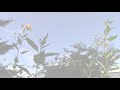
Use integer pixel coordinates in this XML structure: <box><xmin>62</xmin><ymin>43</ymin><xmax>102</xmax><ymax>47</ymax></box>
<box><xmin>33</xmin><ymin>50</ymin><xmax>46</xmax><ymax>65</ymax></box>
<box><xmin>0</xmin><ymin>19</ymin><xmax>13</xmax><ymax>27</ymax></box>
<box><xmin>23</xmin><ymin>34</ymin><xmax>28</xmax><ymax>38</ymax></box>
<box><xmin>26</xmin><ymin>37</ymin><xmax>38</xmax><ymax>51</ymax></box>
<box><xmin>0</xmin><ymin>40</ymin><xmax>15</xmax><ymax>55</ymax></box>
<box><xmin>18</xmin><ymin>36</ymin><xmax>22</xmax><ymax>45</ymax></box>
<box><xmin>14</xmin><ymin>57</ymin><xmax>19</xmax><ymax>63</ymax></box>
<box><xmin>12</xmin><ymin>64</ymin><xmax>16</xmax><ymax>69</ymax></box>
<box><xmin>45</xmin><ymin>53</ymin><xmax>59</xmax><ymax>57</ymax></box>
<box><xmin>20</xmin><ymin>50</ymin><xmax>29</xmax><ymax>54</ymax></box>
<box><xmin>17</xmin><ymin>31</ymin><xmax>22</xmax><ymax>39</ymax></box>
<box><xmin>40</xmin><ymin>33</ymin><xmax>48</xmax><ymax>46</ymax></box>
<box><xmin>41</xmin><ymin>44</ymin><xmax>50</xmax><ymax>49</ymax></box>
<box><xmin>14</xmin><ymin>45</ymin><xmax>18</xmax><ymax>50</ymax></box>
<box><xmin>16</xmin><ymin>65</ymin><xmax>30</xmax><ymax>75</ymax></box>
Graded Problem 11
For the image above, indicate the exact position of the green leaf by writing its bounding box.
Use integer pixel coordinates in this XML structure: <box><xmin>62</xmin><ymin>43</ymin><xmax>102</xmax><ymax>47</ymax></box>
<box><xmin>20</xmin><ymin>50</ymin><xmax>29</xmax><ymax>54</ymax></box>
<box><xmin>8</xmin><ymin>70</ymin><xmax>18</xmax><ymax>76</ymax></box>
<box><xmin>26</xmin><ymin>37</ymin><xmax>38</xmax><ymax>51</ymax></box>
<box><xmin>23</xmin><ymin>34</ymin><xmax>28</xmax><ymax>38</ymax></box>
<box><xmin>14</xmin><ymin>44</ymin><xmax>18</xmax><ymax>50</ymax></box>
<box><xmin>18</xmin><ymin>36</ymin><xmax>22</xmax><ymax>45</ymax></box>
<box><xmin>116</xmin><ymin>49</ymin><xmax>120</xmax><ymax>52</ymax></box>
<box><xmin>19</xmin><ymin>69</ymin><xmax>23</xmax><ymax>74</ymax></box>
<box><xmin>14</xmin><ymin>57</ymin><xmax>19</xmax><ymax>63</ymax></box>
<box><xmin>41</xmin><ymin>44</ymin><xmax>50</xmax><ymax>49</ymax></box>
<box><xmin>105</xmin><ymin>25</ymin><xmax>110</xmax><ymax>34</ymax></box>
<box><xmin>105</xmin><ymin>51</ymin><xmax>112</xmax><ymax>59</ymax></box>
<box><xmin>111</xmin><ymin>56</ymin><xmax>120</xmax><ymax>62</ymax></box>
<box><xmin>33</xmin><ymin>50</ymin><xmax>46</xmax><ymax>65</ymax></box>
<box><xmin>17</xmin><ymin>31</ymin><xmax>22</xmax><ymax>39</ymax></box>
<box><xmin>12</xmin><ymin>64</ymin><xmax>16</xmax><ymax>69</ymax></box>
<box><xmin>111</xmin><ymin>67</ymin><xmax>120</xmax><ymax>71</ymax></box>
<box><xmin>108</xmin><ymin>35</ymin><xmax>117</xmax><ymax>41</ymax></box>
<box><xmin>16</xmin><ymin>65</ymin><xmax>31</xmax><ymax>75</ymax></box>
<box><xmin>85</xmin><ymin>63</ymin><xmax>90</xmax><ymax>69</ymax></box>
<box><xmin>40</xmin><ymin>33</ymin><xmax>48</xmax><ymax>46</ymax></box>
<box><xmin>45</xmin><ymin>53</ymin><xmax>59</xmax><ymax>57</ymax></box>
<box><xmin>96</xmin><ymin>61</ymin><xmax>106</xmax><ymax>72</ymax></box>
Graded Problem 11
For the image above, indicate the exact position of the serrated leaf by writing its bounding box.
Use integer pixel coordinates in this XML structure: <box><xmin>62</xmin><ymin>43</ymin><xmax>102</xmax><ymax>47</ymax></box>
<box><xmin>33</xmin><ymin>50</ymin><xmax>46</xmax><ymax>65</ymax></box>
<box><xmin>16</xmin><ymin>65</ymin><xmax>31</xmax><ymax>75</ymax></box>
<box><xmin>20</xmin><ymin>50</ymin><xmax>29</xmax><ymax>54</ymax></box>
<box><xmin>108</xmin><ymin>35</ymin><xmax>117</xmax><ymax>41</ymax></box>
<box><xmin>26</xmin><ymin>37</ymin><xmax>38</xmax><ymax>51</ymax></box>
<box><xmin>14</xmin><ymin>57</ymin><xmax>19</xmax><ymax>63</ymax></box>
<box><xmin>45</xmin><ymin>53</ymin><xmax>59</xmax><ymax>57</ymax></box>
<box><xmin>40</xmin><ymin>33</ymin><xmax>48</xmax><ymax>46</ymax></box>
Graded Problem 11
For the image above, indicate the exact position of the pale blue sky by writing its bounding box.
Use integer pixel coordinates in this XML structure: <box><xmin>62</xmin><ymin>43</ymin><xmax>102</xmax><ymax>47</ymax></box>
<box><xmin>0</xmin><ymin>12</ymin><xmax>120</xmax><ymax>67</ymax></box>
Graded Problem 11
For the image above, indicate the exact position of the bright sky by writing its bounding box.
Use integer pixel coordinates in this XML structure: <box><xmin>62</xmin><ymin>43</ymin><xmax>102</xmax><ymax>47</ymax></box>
<box><xmin>0</xmin><ymin>12</ymin><xmax>120</xmax><ymax>68</ymax></box>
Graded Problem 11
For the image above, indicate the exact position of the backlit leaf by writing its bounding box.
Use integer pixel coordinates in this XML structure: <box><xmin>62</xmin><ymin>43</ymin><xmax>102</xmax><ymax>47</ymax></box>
<box><xmin>105</xmin><ymin>25</ymin><xmax>110</xmax><ymax>34</ymax></box>
<box><xmin>108</xmin><ymin>35</ymin><xmax>117</xmax><ymax>41</ymax></box>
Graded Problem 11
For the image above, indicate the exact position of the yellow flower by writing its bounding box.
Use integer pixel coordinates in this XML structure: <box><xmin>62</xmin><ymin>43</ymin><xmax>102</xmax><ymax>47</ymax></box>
<box><xmin>26</xmin><ymin>24</ymin><xmax>32</xmax><ymax>30</ymax></box>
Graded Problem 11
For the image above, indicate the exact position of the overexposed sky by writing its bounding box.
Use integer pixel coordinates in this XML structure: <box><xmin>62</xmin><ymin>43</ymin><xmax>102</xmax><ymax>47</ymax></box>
<box><xmin>1</xmin><ymin>12</ymin><xmax>120</xmax><ymax>66</ymax></box>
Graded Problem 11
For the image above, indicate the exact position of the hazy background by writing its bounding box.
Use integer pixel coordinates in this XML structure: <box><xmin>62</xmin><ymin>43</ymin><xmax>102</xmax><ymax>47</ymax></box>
<box><xmin>0</xmin><ymin>12</ymin><xmax>120</xmax><ymax>67</ymax></box>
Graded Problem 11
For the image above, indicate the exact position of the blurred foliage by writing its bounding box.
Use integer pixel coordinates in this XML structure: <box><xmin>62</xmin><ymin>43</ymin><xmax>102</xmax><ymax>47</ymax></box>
<box><xmin>44</xmin><ymin>20</ymin><xmax>120</xmax><ymax>78</ymax></box>
<box><xmin>0</xmin><ymin>19</ymin><xmax>15</xmax><ymax>55</ymax></box>
<box><xmin>0</xmin><ymin>19</ymin><xmax>13</xmax><ymax>27</ymax></box>
<box><xmin>0</xmin><ymin>40</ymin><xmax>16</xmax><ymax>55</ymax></box>
<box><xmin>0</xmin><ymin>19</ymin><xmax>120</xmax><ymax>78</ymax></box>
<box><xmin>44</xmin><ymin>43</ymin><xmax>101</xmax><ymax>78</ymax></box>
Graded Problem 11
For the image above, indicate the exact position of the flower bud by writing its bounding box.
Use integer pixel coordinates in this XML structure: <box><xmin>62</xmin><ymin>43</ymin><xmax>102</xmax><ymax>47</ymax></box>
<box><xmin>26</xmin><ymin>24</ymin><xmax>32</xmax><ymax>30</ymax></box>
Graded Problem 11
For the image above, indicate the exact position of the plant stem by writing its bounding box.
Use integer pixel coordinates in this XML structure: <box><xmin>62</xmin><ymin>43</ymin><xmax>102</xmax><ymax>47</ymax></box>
<box><xmin>35</xmin><ymin>65</ymin><xmax>39</xmax><ymax>78</ymax></box>
<box><xmin>14</xmin><ymin>28</ymin><xmax>27</xmax><ymax>77</ymax></box>
<box><xmin>103</xmin><ymin>33</ymin><xmax>109</xmax><ymax>77</ymax></box>
<box><xmin>17</xmin><ymin>29</ymin><xmax>26</xmax><ymax>57</ymax></box>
